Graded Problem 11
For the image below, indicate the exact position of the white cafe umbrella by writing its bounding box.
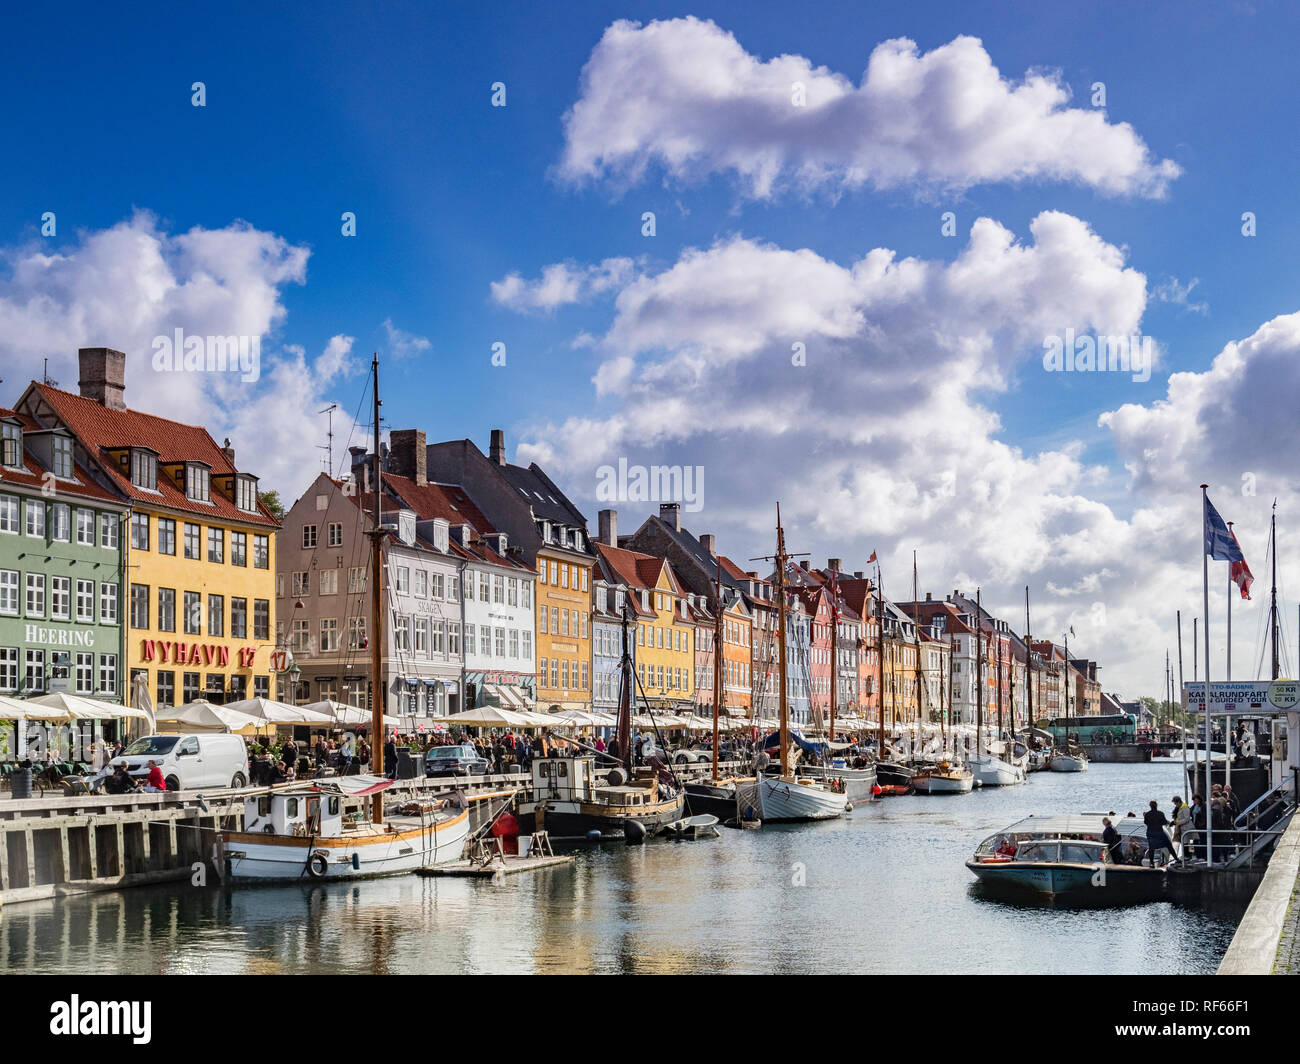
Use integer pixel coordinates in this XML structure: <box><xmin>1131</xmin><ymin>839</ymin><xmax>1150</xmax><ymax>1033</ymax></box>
<box><xmin>29</xmin><ymin>692</ymin><xmax>151</xmax><ymax>720</ymax></box>
<box><xmin>0</xmin><ymin>695</ymin><xmax>73</xmax><ymax>721</ymax></box>
<box><xmin>222</xmin><ymin>697</ymin><xmax>334</xmax><ymax>726</ymax></box>
<box><xmin>154</xmin><ymin>700</ymin><xmax>263</xmax><ymax>733</ymax></box>
<box><xmin>302</xmin><ymin>699</ymin><xmax>402</xmax><ymax>729</ymax></box>
<box><xmin>438</xmin><ymin>705</ymin><xmax>533</xmax><ymax>728</ymax></box>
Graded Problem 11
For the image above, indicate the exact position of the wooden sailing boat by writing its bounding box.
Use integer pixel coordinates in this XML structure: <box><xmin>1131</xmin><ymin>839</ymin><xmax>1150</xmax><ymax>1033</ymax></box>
<box><xmin>518</xmin><ymin>582</ymin><xmax>683</xmax><ymax>840</ymax></box>
<box><xmin>219</xmin><ymin>355</ymin><xmax>470</xmax><ymax>882</ymax></box>
<box><xmin>1050</xmin><ymin>627</ymin><xmax>1088</xmax><ymax>772</ymax></box>
<box><xmin>752</xmin><ymin>506</ymin><xmax>848</xmax><ymax>821</ymax></box>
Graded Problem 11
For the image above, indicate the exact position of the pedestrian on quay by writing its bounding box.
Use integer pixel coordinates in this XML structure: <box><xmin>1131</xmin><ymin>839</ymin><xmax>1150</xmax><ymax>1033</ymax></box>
<box><xmin>1143</xmin><ymin>800</ymin><xmax>1173</xmax><ymax>867</ymax></box>
<box><xmin>383</xmin><ymin>736</ymin><xmax>398</xmax><ymax>779</ymax></box>
<box><xmin>1171</xmin><ymin>795</ymin><xmax>1190</xmax><ymax>861</ymax></box>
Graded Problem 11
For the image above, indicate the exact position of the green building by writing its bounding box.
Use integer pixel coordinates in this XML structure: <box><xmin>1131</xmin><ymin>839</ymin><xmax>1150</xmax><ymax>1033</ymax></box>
<box><xmin>0</xmin><ymin>408</ymin><xmax>128</xmax><ymax>703</ymax></box>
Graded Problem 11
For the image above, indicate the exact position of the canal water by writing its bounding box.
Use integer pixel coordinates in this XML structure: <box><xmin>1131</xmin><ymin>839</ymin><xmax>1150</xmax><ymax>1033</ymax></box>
<box><xmin>1</xmin><ymin>760</ymin><xmax>1242</xmax><ymax>974</ymax></box>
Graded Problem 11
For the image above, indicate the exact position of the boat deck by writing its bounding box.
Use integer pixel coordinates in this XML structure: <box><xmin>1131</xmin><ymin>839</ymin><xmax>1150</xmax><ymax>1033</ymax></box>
<box><xmin>415</xmin><ymin>853</ymin><xmax>574</xmax><ymax>878</ymax></box>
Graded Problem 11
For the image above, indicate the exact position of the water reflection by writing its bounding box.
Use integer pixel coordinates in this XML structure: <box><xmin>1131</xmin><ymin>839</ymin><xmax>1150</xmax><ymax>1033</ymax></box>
<box><xmin>3</xmin><ymin>762</ymin><xmax>1241</xmax><ymax>974</ymax></box>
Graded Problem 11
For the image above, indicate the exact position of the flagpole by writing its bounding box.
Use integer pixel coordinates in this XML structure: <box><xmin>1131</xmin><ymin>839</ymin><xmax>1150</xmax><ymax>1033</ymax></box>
<box><xmin>1201</xmin><ymin>484</ymin><xmax>1213</xmax><ymax>867</ymax></box>
<box><xmin>1177</xmin><ymin>609</ymin><xmax>1187</xmax><ymax>804</ymax></box>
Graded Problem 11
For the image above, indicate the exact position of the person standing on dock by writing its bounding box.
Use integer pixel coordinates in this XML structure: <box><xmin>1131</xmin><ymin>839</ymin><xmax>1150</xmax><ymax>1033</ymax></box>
<box><xmin>1143</xmin><ymin>800</ymin><xmax>1173</xmax><ymax>867</ymax></box>
<box><xmin>1171</xmin><ymin>796</ymin><xmax>1190</xmax><ymax>861</ymax></box>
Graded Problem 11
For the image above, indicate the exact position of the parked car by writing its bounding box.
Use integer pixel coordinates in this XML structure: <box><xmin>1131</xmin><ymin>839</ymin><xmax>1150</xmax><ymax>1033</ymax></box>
<box><xmin>118</xmin><ymin>733</ymin><xmax>249</xmax><ymax>790</ymax></box>
<box><xmin>672</xmin><ymin>747</ymin><xmax>711</xmax><ymax>765</ymax></box>
<box><xmin>424</xmin><ymin>743</ymin><xmax>490</xmax><ymax>777</ymax></box>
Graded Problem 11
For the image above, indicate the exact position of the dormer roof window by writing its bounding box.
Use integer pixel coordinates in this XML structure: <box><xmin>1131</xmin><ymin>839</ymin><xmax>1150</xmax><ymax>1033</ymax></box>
<box><xmin>236</xmin><ymin>474</ymin><xmax>259</xmax><ymax>513</ymax></box>
<box><xmin>185</xmin><ymin>462</ymin><xmax>212</xmax><ymax>503</ymax></box>
<box><xmin>130</xmin><ymin>448</ymin><xmax>159</xmax><ymax>492</ymax></box>
<box><xmin>0</xmin><ymin>421</ymin><xmax>20</xmax><ymax>470</ymax></box>
<box><xmin>52</xmin><ymin>434</ymin><xmax>74</xmax><ymax>479</ymax></box>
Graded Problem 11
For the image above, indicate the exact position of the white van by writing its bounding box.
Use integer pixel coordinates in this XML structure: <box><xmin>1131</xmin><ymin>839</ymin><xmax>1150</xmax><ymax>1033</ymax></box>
<box><xmin>118</xmin><ymin>733</ymin><xmax>250</xmax><ymax>790</ymax></box>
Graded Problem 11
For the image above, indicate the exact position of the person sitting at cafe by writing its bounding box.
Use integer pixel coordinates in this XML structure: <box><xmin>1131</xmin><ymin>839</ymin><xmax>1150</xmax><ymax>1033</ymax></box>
<box><xmin>142</xmin><ymin>760</ymin><xmax>167</xmax><ymax>793</ymax></box>
<box><xmin>103</xmin><ymin>762</ymin><xmax>138</xmax><ymax>795</ymax></box>
<box><xmin>273</xmin><ymin>759</ymin><xmax>295</xmax><ymax>783</ymax></box>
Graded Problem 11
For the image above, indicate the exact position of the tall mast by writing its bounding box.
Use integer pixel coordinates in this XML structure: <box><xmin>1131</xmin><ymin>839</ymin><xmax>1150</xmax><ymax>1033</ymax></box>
<box><xmin>876</xmin><ymin>564</ymin><xmax>885</xmax><ymax>755</ymax></box>
<box><xmin>829</xmin><ymin>565</ymin><xmax>839</xmax><ymax>743</ymax></box>
<box><xmin>367</xmin><ymin>354</ymin><xmax>385</xmax><ymax>825</ymax></box>
<box><xmin>975</xmin><ymin>588</ymin><xmax>983</xmax><ymax>758</ymax></box>
<box><xmin>712</xmin><ymin>555</ymin><xmax>724</xmax><ymax>782</ymax></box>
<box><xmin>1063</xmin><ymin>630</ymin><xmax>1071</xmax><ymax>749</ymax></box>
<box><xmin>1271</xmin><ymin>504</ymin><xmax>1280</xmax><ymax>681</ymax></box>
<box><xmin>911</xmin><ymin>552</ymin><xmax>923</xmax><ymax>729</ymax></box>
<box><xmin>995</xmin><ymin>622</ymin><xmax>1004</xmax><ymax>743</ymax></box>
<box><xmin>775</xmin><ymin>506</ymin><xmax>791</xmax><ymax>777</ymax></box>
<box><xmin>1025</xmin><ymin>587</ymin><xmax>1034</xmax><ymax>729</ymax></box>
<box><xmin>945</xmin><ymin>630</ymin><xmax>954</xmax><ymax>752</ymax></box>
<box><xmin>617</xmin><ymin>597</ymin><xmax>634</xmax><ymax>778</ymax></box>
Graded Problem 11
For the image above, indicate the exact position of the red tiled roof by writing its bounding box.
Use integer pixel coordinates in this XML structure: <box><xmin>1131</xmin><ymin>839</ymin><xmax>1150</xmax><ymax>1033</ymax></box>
<box><xmin>24</xmin><ymin>383</ymin><xmax>278</xmax><ymax>527</ymax></box>
<box><xmin>0</xmin><ymin>409</ymin><xmax>122</xmax><ymax>504</ymax></box>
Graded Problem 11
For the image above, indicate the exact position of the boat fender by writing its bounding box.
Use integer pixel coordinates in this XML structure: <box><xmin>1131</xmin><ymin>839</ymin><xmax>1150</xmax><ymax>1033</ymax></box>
<box><xmin>623</xmin><ymin>819</ymin><xmax>647</xmax><ymax>846</ymax></box>
<box><xmin>586</xmin><ymin>829</ymin><xmax>602</xmax><ymax>842</ymax></box>
<box><xmin>307</xmin><ymin>852</ymin><xmax>329</xmax><ymax>878</ymax></box>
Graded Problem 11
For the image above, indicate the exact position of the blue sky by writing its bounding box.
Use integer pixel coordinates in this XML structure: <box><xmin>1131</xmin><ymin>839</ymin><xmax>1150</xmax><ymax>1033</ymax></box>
<box><xmin>3</xmin><ymin>1</ymin><xmax>1299</xmax><ymax>691</ymax></box>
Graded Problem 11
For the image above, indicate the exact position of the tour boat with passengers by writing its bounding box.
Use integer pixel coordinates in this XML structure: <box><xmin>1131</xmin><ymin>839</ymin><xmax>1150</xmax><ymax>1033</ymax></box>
<box><xmin>966</xmin><ymin>814</ymin><xmax>1168</xmax><ymax>902</ymax></box>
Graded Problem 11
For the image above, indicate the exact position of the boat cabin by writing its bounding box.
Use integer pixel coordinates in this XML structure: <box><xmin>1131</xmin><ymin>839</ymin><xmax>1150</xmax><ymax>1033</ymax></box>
<box><xmin>532</xmin><ymin>757</ymin><xmax>597</xmax><ymax>803</ymax></box>
<box><xmin>242</xmin><ymin>791</ymin><xmax>345</xmax><ymax>838</ymax></box>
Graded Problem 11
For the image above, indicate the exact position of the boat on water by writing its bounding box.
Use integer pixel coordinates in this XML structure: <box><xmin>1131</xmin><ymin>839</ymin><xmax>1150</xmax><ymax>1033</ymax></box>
<box><xmin>661</xmin><ymin>813</ymin><xmax>721</xmax><ymax>840</ymax></box>
<box><xmin>1049</xmin><ymin>751</ymin><xmax>1089</xmax><ymax>772</ymax></box>
<box><xmin>754</xmin><ymin>506</ymin><xmax>849</xmax><ymax>823</ymax></box>
<box><xmin>798</xmin><ymin>762</ymin><xmax>877</xmax><ymax>806</ymax></box>
<box><xmin>968</xmin><ymin>753</ymin><xmax>1027</xmax><ymax>787</ymax></box>
<box><xmin>912</xmin><ymin>760</ymin><xmax>975</xmax><ymax>794</ymax></box>
<box><xmin>1026</xmin><ymin>748</ymin><xmax>1051</xmax><ymax>772</ymax></box>
<box><xmin>967</xmin><ymin>814</ymin><xmax>1166</xmax><ymax>902</ymax></box>
<box><xmin>517</xmin><ymin>756</ymin><xmax>683</xmax><ymax>840</ymax></box>
<box><xmin>218</xmin><ymin>775</ymin><xmax>471</xmax><ymax>882</ymax></box>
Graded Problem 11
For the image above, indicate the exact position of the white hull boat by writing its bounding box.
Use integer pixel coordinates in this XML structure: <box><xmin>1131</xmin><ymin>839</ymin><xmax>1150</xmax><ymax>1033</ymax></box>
<box><xmin>218</xmin><ymin>776</ymin><xmax>472</xmax><ymax>883</ymax></box>
<box><xmin>969</xmin><ymin>754</ymin><xmax>1027</xmax><ymax>787</ymax></box>
<box><xmin>912</xmin><ymin>762</ymin><xmax>975</xmax><ymax>794</ymax></box>
<box><xmin>757</xmin><ymin>776</ymin><xmax>848</xmax><ymax>821</ymax></box>
<box><xmin>1049</xmin><ymin>753</ymin><xmax>1089</xmax><ymax>773</ymax></box>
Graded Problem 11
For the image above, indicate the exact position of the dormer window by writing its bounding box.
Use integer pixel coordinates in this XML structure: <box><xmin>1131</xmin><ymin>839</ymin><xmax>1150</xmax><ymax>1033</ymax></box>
<box><xmin>185</xmin><ymin>463</ymin><xmax>211</xmax><ymax>503</ymax></box>
<box><xmin>130</xmin><ymin>449</ymin><xmax>158</xmax><ymax>491</ymax></box>
<box><xmin>235</xmin><ymin>475</ymin><xmax>259</xmax><ymax>513</ymax></box>
<box><xmin>540</xmin><ymin>520</ymin><xmax>551</xmax><ymax>543</ymax></box>
<box><xmin>1</xmin><ymin>422</ymin><xmax>22</xmax><ymax>469</ymax></box>
<box><xmin>52</xmin><ymin>435</ymin><xmax>74</xmax><ymax>479</ymax></box>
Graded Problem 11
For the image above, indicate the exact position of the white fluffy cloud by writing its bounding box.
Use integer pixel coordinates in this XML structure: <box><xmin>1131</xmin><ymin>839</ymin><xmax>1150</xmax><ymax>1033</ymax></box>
<box><xmin>559</xmin><ymin>19</ymin><xmax>1181</xmax><ymax>199</ymax></box>
<box><xmin>0</xmin><ymin>211</ymin><xmax>359</xmax><ymax>499</ymax></box>
<box><xmin>490</xmin><ymin>257</ymin><xmax>637</xmax><ymax>313</ymax></box>
<box><xmin>504</xmin><ymin>214</ymin><xmax>1295</xmax><ymax>694</ymax></box>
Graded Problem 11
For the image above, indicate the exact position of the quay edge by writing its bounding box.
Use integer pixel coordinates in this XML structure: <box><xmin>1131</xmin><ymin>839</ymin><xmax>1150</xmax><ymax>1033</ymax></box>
<box><xmin>1217</xmin><ymin>814</ymin><xmax>1300</xmax><ymax>974</ymax></box>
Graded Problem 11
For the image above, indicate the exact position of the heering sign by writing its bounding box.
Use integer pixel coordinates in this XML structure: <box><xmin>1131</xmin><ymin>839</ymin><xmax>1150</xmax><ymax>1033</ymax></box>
<box><xmin>24</xmin><ymin>625</ymin><xmax>96</xmax><ymax>648</ymax></box>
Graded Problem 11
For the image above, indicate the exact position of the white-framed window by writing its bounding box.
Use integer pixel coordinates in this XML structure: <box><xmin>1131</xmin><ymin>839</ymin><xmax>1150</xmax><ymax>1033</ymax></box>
<box><xmin>348</xmin><ymin>616</ymin><xmax>366</xmax><ymax>650</ymax></box>
<box><xmin>100</xmin><ymin>512</ymin><xmax>119</xmax><ymax>549</ymax></box>
<box><xmin>231</xmin><ymin>532</ymin><xmax>247</xmax><ymax>566</ymax></box>
<box><xmin>414</xmin><ymin>617</ymin><xmax>427</xmax><ymax>655</ymax></box>
<box><xmin>0</xmin><ymin>423</ymin><xmax>20</xmax><ymax>469</ymax></box>
<box><xmin>495</xmin><ymin>627</ymin><xmax>506</xmax><ymax>657</ymax></box>
<box><xmin>186</xmin><ymin>463</ymin><xmax>211</xmax><ymax>502</ymax></box>
<box><xmin>25</xmin><ymin>573</ymin><xmax>45</xmax><ymax>617</ymax></box>
<box><xmin>0</xmin><ymin>570</ymin><xmax>16</xmax><ymax>615</ymax></box>
<box><xmin>0</xmin><ymin>494</ymin><xmax>17</xmax><ymax>534</ymax></box>
<box><xmin>207</xmin><ymin>527</ymin><xmax>224</xmax><ymax>563</ymax></box>
<box><xmin>26</xmin><ymin>499</ymin><xmax>45</xmax><ymax>538</ymax></box>
<box><xmin>521</xmin><ymin>581</ymin><xmax>531</xmax><ymax>609</ymax></box>
<box><xmin>52</xmin><ymin>435</ymin><xmax>74</xmax><ymax>479</ymax></box>
<box><xmin>509</xmin><ymin>629</ymin><xmax>519</xmax><ymax>659</ymax></box>
<box><xmin>521</xmin><ymin>631</ymin><xmax>532</xmax><ymax>660</ymax></box>
<box><xmin>0</xmin><ymin>647</ymin><xmax>16</xmax><ymax>692</ymax></box>
<box><xmin>76</xmin><ymin>579</ymin><xmax>95</xmax><ymax>622</ymax></box>
<box><xmin>394</xmin><ymin>615</ymin><xmax>410</xmax><ymax>651</ymax></box>
<box><xmin>348</xmin><ymin>567</ymin><xmax>366</xmax><ymax>593</ymax></box>
<box><xmin>478</xmin><ymin>572</ymin><xmax>490</xmax><ymax>602</ymax></box>
<box><xmin>208</xmin><ymin>594</ymin><xmax>224</xmax><ymax>637</ymax></box>
<box><xmin>292</xmin><ymin>619</ymin><xmax>310</xmax><ymax>653</ymax></box>
<box><xmin>292</xmin><ymin>571</ymin><xmax>309</xmax><ymax>597</ymax></box>
<box><xmin>320</xmin><ymin>618</ymin><xmax>339</xmax><ymax>653</ymax></box>
<box><xmin>394</xmin><ymin>566</ymin><xmax>409</xmax><ymax>594</ymax></box>
<box><xmin>98</xmin><ymin>654</ymin><xmax>118</xmax><ymax>696</ymax></box>
<box><xmin>465</xmin><ymin>624</ymin><xmax>476</xmax><ymax>656</ymax></box>
<box><xmin>327</xmin><ymin>521</ymin><xmax>343</xmax><ymax>547</ymax></box>
<box><xmin>303</xmin><ymin>524</ymin><xmax>318</xmax><ymax>548</ymax></box>
<box><xmin>235</xmin><ymin>476</ymin><xmax>258</xmax><ymax>513</ymax></box>
<box><xmin>25</xmin><ymin>648</ymin><xmax>45</xmax><ymax>693</ymax></box>
<box><xmin>76</xmin><ymin>508</ymin><xmax>95</xmax><ymax>545</ymax></box>
<box><xmin>448</xmin><ymin>623</ymin><xmax>460</xmax><ymax>655</ymax></box>
<box><xmin>581</xmin><ymin>568</ymin><xmax>589</xmax><ymax>592</ymax></box>
<box><xmin>493</xmin><ymin>574</ymin><xmax>504</xmax><ymax>603</ymax></box>
<box><xmin>431</xmin><ymin>572</ymin><xmax>444</xmax><ymax>599</ymax></box>
<box><xmin>560</xmin><ymin>566</ymin><xmax>568</xmax><ymax>589</ymax></box>
<box><xmin>319</xmin><ymin>569</ymin><xmax>338</xmax><ymax>596</ymax></box>
<box><xmin>184</xmin><ymin>591</ymin><xmax>202</xmax><ymax>635</ymax></box>
<box><xmin>100</xmin><ymin>582</ymin><xmax>118</xmax><ymax>624</ymax></box>
<box><xmin>75</xmin><ymin>652</ymin><xmax>94</xmax><ymax>694</ymax></box>
<box><xmin>130</xmin><ymin>449</ymin><xmax>157</xmax><ymax>490</ymax></box>
<box><xmin>414</xmin><ymin>569</ymin><xmax>427</xmax><ymax>597</ymax></box>
<box><xmin>253</xmin><ymin>535</ymin><xmax>270</xmax><ymax>569</ymax></box>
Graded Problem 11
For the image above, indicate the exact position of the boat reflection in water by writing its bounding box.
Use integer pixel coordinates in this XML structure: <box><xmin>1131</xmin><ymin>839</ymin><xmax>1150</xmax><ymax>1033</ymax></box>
<box><xmin>967</xmin><ymin>814</ymin><xmax>1166</xmax><ymax>905</ymax></box>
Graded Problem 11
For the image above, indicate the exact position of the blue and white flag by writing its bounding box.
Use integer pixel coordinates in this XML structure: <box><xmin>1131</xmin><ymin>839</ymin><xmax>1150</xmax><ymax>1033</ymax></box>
<box><xmin>1204</xmin><ymin>494</ymin><xmax>1245</xmax><ymax>562</ymax></box>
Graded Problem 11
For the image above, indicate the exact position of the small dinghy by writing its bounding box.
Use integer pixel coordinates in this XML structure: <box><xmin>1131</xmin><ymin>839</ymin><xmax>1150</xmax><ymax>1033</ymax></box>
<box><xmin>661</xmin><ymin>814</ymin><xmax>721</xmax><ymax>840</ymax></box>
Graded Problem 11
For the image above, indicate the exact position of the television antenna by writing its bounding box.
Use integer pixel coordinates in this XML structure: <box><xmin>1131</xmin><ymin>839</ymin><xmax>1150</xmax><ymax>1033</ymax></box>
<box><xmin>318</xmin><ymin>403</ymin><xmax>338</xmax><ymax>475</ymax></box>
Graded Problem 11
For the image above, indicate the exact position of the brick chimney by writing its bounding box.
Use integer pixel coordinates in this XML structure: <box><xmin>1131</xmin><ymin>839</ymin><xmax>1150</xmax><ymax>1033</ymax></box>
<box><xmin>78</xmin><ymin>348</ymin><xmax>127</xmax><ymax>410</ymax></box>
<box><xmin>349</xmin><ymin>446</ymin><xmax>374</xmax><ymax>494</ymax></box>
<box><xmin>700</xmin><ymin>533</ymin><xmax>716</xmax><ymax>556</ymax></box>
<box><xmin>598</xmin><ymin>508</ymin><xmax>618</xmax><ymax>547</ymax></box>
<box><xmin>659</xmin><ymin>502</ymin><xmax>681</xmax><ymax>531</ymax></box>
<box><xmin>389</xmin><ymin>429</ymin><xmax>427</xmax><ymax>486</ymax></box>
<box><xmin>828</xmin><ymin>558</ymin><xmax>841</xmax><ymax>572</ymax></box>
<box><xmin>489</xmin><ymin>428</ymin><xmax>506</xmax><ymax>466</ymax></box>
<box><xmin>221</xmin><ymin>438</ymin><xmax>236</xmax><ymax>465</ymax></box>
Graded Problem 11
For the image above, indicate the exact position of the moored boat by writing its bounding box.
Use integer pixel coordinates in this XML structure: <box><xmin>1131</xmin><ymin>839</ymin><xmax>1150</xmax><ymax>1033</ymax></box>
<box><xmin>757</xmin><ymin>773</ymin><xmax>850</xmax><ymax>820</ymax></box>
<box><xmin>517</xmin><ymin>756</ymin><xmax>683</xmax><ymax>840</ymax></box>
<box><xmin>968</xmin><ymin>752</ymin><xmax>1026</xmax><ymax>787</ymax></box>
<box><xmin>218</xmin><ymin>775</ymin><xmax>471</xmax><ymax>882</ymax></box>
<box><xmin>912</xmin><ymin>760</ymin><xmax>974</xmax><ymax>794</ymax></box>
<box><xmin>1049</xmin><ymin>751</ymin><xmax>1089</xmax><ymax>772</ymax></box>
